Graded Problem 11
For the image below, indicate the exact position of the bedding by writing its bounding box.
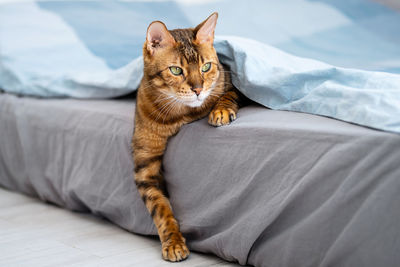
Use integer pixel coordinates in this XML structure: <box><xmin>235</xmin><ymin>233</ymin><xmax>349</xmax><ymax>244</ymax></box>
<box><xmin>1</xmin><ymin>1</ymin><xmax>400</xmax><ymax>266</ymax></box>
<box><xmin>1</xmin><ymin>93</ymin><xmax>400</xmax><ymax>266</ymax></box>
<box><xmin>1</xmin><ymin>0</ymin><xmax>400</xmax><ymax>133</ymax></box>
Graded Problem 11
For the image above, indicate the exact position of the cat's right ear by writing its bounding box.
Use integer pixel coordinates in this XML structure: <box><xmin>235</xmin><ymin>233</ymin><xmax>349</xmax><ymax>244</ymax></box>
<box><xmin>146</xmin><ymin>21</ymin><xmax>175</xmax><ymax>55</ymax></box>
<box><xmin>195</xmin><ymin>12</ymin><xmax>218</xmax><ymax>45</ymax></box>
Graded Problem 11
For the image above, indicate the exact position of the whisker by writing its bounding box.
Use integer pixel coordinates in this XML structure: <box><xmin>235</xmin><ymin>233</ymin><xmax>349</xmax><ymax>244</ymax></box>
<box><xmin>162</xmin><ymin>98</ymin><xmax>179</xmax><ymax>124</ymax></box>
<box><xmin>152</xmin><ymin>97</ymin><xmax>177</xmax><ymax>122</ymax></box>
<box><xmin>155</xmin><ymin>98</ymin><xmax>176</xmax><ymax>122</ymax></box>
<box><xmin>149</xmin><ymin>95</ymin><xmax>175</xmax><ymax>117</ymax></box>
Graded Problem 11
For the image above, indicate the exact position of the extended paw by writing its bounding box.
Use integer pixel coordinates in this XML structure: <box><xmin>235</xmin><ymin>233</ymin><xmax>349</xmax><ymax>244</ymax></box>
<box><xmin>208</xmin><ymin>107</ymin><xmax>237</xmax><ymax>127</ymax></box>
<box><xmin>161</xmin><ymin>233</ymin><xmax>190</xmax><ymax>262</ymax></box>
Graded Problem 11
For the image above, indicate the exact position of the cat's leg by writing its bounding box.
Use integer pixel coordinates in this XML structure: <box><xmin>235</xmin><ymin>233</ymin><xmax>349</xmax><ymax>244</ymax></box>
<box><xmin>208</xmin><ymin>89</ymin><xmax>242</xmax><ymax>126</ymax></box>
<box><xmin>132</xmin><ymin>133</ymin><xmax>189</xmax><ymax>262</ymax></box>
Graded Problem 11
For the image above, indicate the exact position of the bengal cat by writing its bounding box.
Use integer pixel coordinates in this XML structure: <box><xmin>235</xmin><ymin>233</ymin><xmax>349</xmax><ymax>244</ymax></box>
<box><xmin>132</xmin><ymin>12</ymin><xmax>245</xmax><ymax>262</ymax></box>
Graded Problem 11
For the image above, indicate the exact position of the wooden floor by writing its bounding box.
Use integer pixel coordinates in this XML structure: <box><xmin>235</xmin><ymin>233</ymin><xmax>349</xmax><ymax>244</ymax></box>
<box><xmin>0</xmin><ymin>187</ymin><xmax>242</xmax><ymax>267</ymax></box>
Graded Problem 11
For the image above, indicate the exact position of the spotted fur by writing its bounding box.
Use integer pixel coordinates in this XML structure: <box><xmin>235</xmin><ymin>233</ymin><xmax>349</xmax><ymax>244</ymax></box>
<box><xmin>132</xmin><ymin>12</ymin><xmax>245</xmax><ymax>262</ymax></box>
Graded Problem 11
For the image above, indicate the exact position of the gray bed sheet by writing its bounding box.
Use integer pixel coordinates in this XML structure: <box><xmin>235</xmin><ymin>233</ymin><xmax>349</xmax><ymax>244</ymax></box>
<box><xmin>1</xmin><ymin>93</ymin><xmax>400</xmax><ymax>267</ymax></box>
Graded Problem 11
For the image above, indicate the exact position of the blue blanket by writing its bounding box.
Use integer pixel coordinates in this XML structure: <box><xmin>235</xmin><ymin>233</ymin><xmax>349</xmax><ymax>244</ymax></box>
<box><xmin>1</xmin><ymin>0</ymin><xmax>400</xmax><ymax>133</ymax></box>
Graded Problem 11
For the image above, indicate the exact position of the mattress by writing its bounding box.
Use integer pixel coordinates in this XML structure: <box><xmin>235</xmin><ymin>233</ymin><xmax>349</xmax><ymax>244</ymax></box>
<box><xmin>1</xmin><ymin>92</ymin><xmax>400</xmax><ymax>266</ymax></box>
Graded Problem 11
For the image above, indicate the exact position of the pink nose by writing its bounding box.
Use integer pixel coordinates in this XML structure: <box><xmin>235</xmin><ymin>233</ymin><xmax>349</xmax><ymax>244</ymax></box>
<box><xmin>191</xmin><ymin>87</ymin><xmax>202</xmax><ymax>96</ymax></box>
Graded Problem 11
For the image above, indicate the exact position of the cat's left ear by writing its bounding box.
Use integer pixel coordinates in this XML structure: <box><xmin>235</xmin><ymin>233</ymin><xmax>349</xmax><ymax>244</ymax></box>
<box><xmin>195</xmin><ymin>12</ymin><xmax>218</xmax><ymax>45</ymax></box>
<box><xmin>146</xmin><ymin>21</ymin><xmax>176</xmax><ymax>55</ymax></box>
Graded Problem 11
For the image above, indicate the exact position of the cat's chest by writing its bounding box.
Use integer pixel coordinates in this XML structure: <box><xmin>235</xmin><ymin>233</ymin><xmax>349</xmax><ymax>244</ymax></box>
<box><xmin>184</xmin><ymin>103</ymin><xmax>214</xmax><ymax>123</ymax></box>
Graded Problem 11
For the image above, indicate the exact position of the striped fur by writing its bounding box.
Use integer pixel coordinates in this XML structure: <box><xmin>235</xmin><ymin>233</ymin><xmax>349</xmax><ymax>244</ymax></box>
<box><xmin>132</xmin><ymin>12</ymin><xmax>245</xmax><ymax>262</ymax></box>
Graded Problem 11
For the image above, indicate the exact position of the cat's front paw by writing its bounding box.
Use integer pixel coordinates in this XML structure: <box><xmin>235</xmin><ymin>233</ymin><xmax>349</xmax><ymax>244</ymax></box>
<box><xmin>161</xmin><ymin>233</ymin><xmax>190</xmax><ymax>262</ymax></box>
<box><xmin>208</xmin><ymin>107</ymin><xmax>237</xmax><ymax>127</ymax></box>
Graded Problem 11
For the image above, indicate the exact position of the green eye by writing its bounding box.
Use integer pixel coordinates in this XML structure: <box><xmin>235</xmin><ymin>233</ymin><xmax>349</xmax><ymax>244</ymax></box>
<box><xmin>201</xmin><ymin>62</ymin><xmax>211</xmax><ymax>72</ymax></box>
<box><xmin>169</xmin><ymin>66</ymin><xmax>182</xmax><ymax>76</ymax></box>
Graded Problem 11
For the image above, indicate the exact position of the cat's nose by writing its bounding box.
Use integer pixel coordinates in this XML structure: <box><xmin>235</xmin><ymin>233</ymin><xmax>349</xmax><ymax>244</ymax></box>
<box><xmin>191</xmin><ymin>87</ymin><xmax>202</xmax><ymax>96</ymax></box>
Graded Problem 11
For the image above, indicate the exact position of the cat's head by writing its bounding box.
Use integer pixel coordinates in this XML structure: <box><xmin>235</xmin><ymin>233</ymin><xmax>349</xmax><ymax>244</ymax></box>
<box><xmin>143</xmin><ymin>12</ymin><xmax>220</xmax><ymax>108</ymax></box>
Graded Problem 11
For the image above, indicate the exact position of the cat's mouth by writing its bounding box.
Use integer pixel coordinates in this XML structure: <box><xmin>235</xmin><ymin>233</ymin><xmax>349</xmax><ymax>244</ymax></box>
<box><xmin>180</xmin><ymin>91</ymin><xmax>210</xmax><ymax>108</ymax></box>
<box><xmin>185</xmin><ymin>98</ymin><xmax>204</xmax><ymax>108</ymax></box>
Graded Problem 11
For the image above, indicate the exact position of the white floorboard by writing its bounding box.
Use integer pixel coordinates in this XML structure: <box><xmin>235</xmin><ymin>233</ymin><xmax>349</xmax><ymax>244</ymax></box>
<box><xmin>0</xmin><ymin>187</ymin><xmax>243</xmax><ymax>267</ymax></box>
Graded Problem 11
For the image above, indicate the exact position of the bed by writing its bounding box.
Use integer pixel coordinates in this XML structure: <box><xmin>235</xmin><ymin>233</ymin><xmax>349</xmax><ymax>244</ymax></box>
<box><xmin>1</xmin><ymin>92</ymin><xmax>399</xmax><ymax>266</ymax></box>
<box><xmin>1</xmin><ymin>0</ymin><xmax>400</xmax><ymax>266</ymax></box>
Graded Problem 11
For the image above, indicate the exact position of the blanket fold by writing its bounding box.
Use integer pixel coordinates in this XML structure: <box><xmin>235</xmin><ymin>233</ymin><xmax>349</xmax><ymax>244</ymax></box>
<box><xmin>1</xmin><ymin>0</ymin><xmax>400</xmax><ymax>133</ymax></box>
